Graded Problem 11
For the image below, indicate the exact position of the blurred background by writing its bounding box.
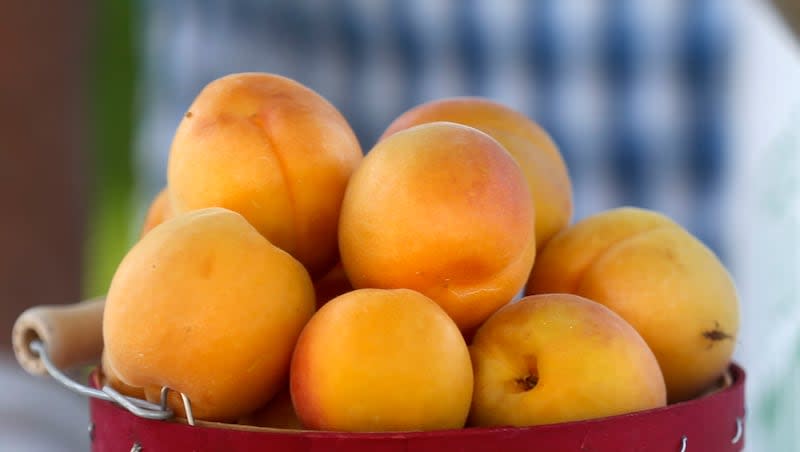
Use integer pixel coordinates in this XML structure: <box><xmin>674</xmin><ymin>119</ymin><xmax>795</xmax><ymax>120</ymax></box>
<box><xmin>0</xmin><ymin>0</ymin><xmax>797</xmax><ymax>450</ymax></box>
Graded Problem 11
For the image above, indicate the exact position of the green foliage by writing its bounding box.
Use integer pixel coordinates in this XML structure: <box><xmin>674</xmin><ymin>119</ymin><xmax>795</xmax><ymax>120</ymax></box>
<box><xmin>83</xmin><ymin>0</ymin><xmax>137</xmax><ymax>297</ymax></box>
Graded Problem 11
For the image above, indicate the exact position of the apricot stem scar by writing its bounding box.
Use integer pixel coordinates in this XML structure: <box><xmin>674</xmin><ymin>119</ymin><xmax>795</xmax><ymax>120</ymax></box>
<box><xmin>516</xmin><ymin>373</ymin><xmax>538</xmax><ymax>391</ymax></box>
<box><xmin>702</xmin><ymin>321</ymin><xmax>732</xmax><ymax>343</ymax></box>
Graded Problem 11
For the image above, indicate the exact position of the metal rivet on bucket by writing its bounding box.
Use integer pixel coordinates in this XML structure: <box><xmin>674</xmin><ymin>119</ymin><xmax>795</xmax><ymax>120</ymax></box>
<box><xmin>732</xmin><ymin>417</ymin><xmax>744</xmax><ymax>444</ymax></box>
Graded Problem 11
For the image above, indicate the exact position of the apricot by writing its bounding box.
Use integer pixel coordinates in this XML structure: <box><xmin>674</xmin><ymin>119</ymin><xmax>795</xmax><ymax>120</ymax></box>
<box><xmin>290</xmin><ymin>288</ymin><xmax>473</xmax><ymax>432</ymax></box>
<box><xmin>526</xmin><ymin>207</ymin><xmax>674</xmax><ymax>294</ymax></box>
<box><xmin>167</xmin><ymin>72</ymin><xmax>363</xmax><ymax>277</ymax></box>
<box><xmin>526</xmin><ymin>207</ymin><xmax>740</xmax><ymax>402</ymax></box>
<box><xmin>381</xmin><ymin>97</ymin><xmax>572</xmax><ymax>248</ymax></box>
<box><xmin>100</xmin><ymin>349</ymin><xmax>146</xmax><ymax>400</ymax></box>
<box><xmin>140</xmin><ymin>187</ymin><xmax>172</xmax><ymax>236</ymax></box>
<box><xmin>339</xmin><ymin>122</ymin><xmax>536</xmax><ymax>332</ymax></box>
<box><xmin>470</xmin><ymin>294</ymin><xmax>666</xmax><ymax>426</ymax></box>
<box><xmin>103</xmin><ymin>207</ymin><xmax>315</xmax><ymax>421</ymax></box>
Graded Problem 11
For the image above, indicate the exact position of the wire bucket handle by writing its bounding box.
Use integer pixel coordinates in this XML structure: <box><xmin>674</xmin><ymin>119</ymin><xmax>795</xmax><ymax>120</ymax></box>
<box><xmin>11</xmin><ymin>298</ymin><xmax>192</xmax><ymax>423</ymax></box>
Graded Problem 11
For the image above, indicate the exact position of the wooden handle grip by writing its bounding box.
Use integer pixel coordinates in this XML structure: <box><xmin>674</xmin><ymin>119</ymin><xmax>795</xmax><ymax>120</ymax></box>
<box><xmin>12</xmin><ymin>297</ymin><xmax>105</xmax><ymax>375</ymax></box>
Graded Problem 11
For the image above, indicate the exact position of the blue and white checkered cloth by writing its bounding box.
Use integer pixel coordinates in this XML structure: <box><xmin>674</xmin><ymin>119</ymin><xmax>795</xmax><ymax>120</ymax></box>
<box><xmin>135</xmin><ymin>0</ymin><xmax>732</xmax><ymax>260</ymax></box>
<box><xmin>133</xmin><ymin>2</ymin><xmax>800</xmax><ymax>450</ymax></box>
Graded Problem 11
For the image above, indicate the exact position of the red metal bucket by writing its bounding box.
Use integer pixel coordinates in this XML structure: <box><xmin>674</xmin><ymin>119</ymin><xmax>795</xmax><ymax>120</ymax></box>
<box><xmin>11</xmin><ymin>300</ymin><xmax>746</xmax><ymax>452</ymax></box>
<box><xmin>88</xmin><ymin>364</ymin><xmax>745</xmax><ymax>452</ymax></box>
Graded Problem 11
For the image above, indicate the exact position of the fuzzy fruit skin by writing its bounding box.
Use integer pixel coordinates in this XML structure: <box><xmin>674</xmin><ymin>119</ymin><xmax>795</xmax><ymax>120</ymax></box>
<box><xmin>380</xmin><ymin>96</ymin><xmax>573</xmax><ymax>248</ymax></box>
<box><xmin>140</xmin><ymin>187</ymin><xmax>173</xmax><ymax>237</ymax></box>
<box><xmin>101</xmin><ymin>349</ymin><xmax>146</xmax><ymax>400</ymax></box>
<box><xmin>290</xmin><ymin>288</ymin><xmax>474</xmax><ymax>432</ymax></box>
<box><xmin>339</xmin><ymin>122</ymin><xmax>537</xmax><ymax>333</ymax></box>
<box><xmin>527</xmin><ymin>207</ymin><xmax>740</xmax><ymax>402</ymax></box>
<box><xmin>167</xmin><ymin>72</ymin><xmax>363</xmax><ymax>277</ymax></box>
<box><xmin>469</xmin><ymin>293</ymin><xmax>667</xmax><ymax>427</ymax></box>
<box><xmin>103</xmin><ymin>207</ymin><xmax>315</xmax><ymax>422</ymax></box>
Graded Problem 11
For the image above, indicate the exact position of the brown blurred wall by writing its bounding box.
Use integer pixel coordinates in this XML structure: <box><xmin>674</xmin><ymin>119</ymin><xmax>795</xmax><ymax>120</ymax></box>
<box><xmin>0</xmin><ymin>1</ymin><xmax>90</xmax><ymax>350</ymax></box>
<box><xmin>773</xmin><ymin>0</ymin><xmax>800</xmax><ymax>39</ymax></box>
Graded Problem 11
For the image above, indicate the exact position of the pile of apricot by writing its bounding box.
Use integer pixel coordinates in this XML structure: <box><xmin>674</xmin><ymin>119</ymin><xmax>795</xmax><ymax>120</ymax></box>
<box><xmin>102</xmin><ymin>73</ymin><xmax>739</xmax><ymax>431</ymax></box>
